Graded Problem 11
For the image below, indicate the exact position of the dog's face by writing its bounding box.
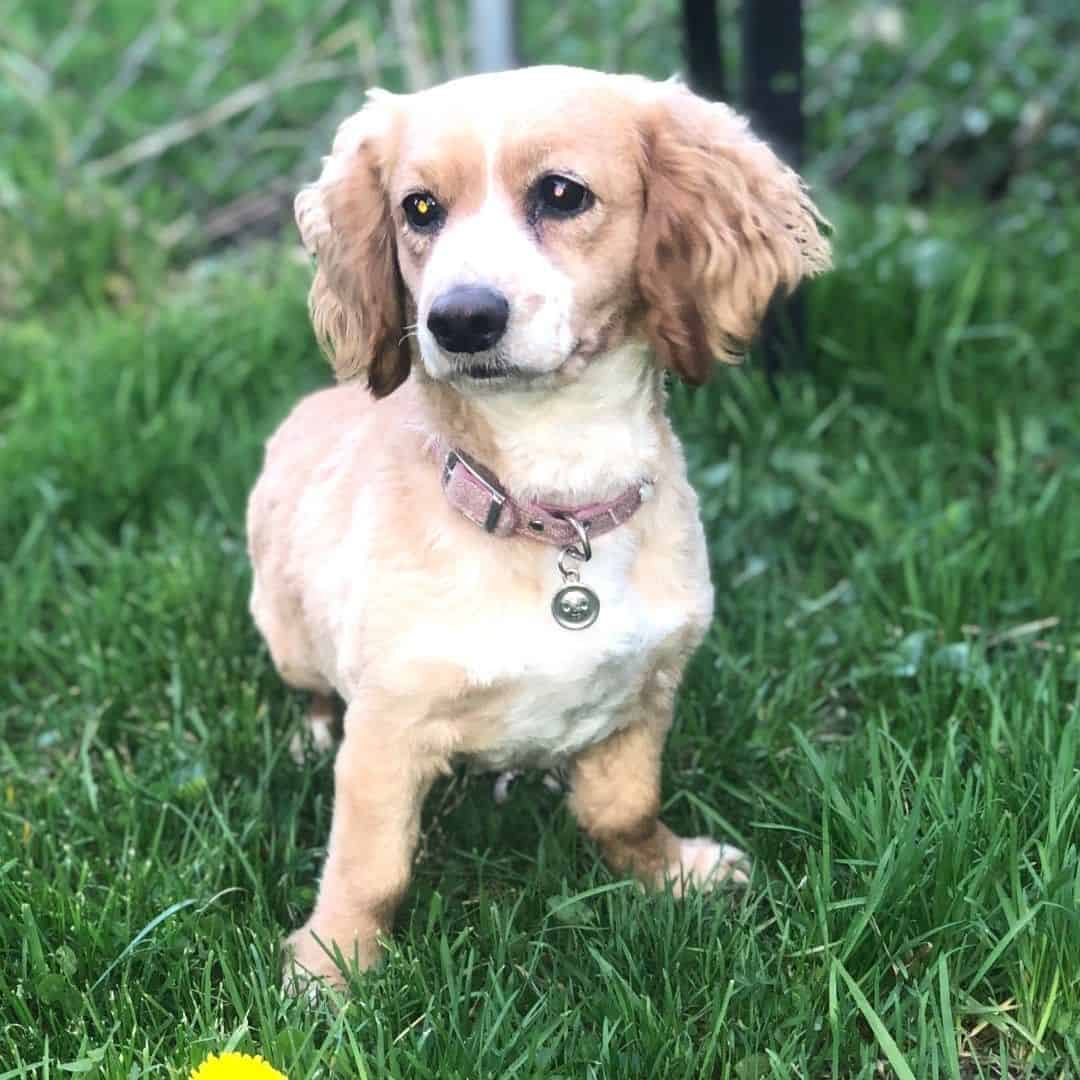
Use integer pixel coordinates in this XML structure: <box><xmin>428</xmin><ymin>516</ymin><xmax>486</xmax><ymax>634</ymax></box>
<box><xmin>389</xmin><ymin>72</ymin><xmax>650</xmax><ymax>391</ymax></box>
<box><xmin>296</xmin><ymin>67</ymin><xmax>830</xmax><ymax>398</ymax></box>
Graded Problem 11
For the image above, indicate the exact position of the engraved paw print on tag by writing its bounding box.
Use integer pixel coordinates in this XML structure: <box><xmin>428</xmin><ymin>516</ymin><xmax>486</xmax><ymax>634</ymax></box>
<box><xmin>551</xmin><ymin>584</ymin><xmax>600</xmax><ymax>630</ymax></box>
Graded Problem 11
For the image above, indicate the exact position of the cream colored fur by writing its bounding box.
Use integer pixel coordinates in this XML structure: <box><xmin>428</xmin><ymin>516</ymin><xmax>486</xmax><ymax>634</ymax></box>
<box><xmin>247</xmin><ymin>66</ymin><xmax>829</xmax><ymax>989</ymax></box>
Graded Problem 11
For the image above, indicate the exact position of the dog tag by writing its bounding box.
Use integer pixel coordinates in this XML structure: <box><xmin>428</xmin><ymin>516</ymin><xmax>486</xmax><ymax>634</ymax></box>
<box><xmin>551</xmin><ymin>584</ymin><xmax>600</xmax><ymax>630</ymax></box>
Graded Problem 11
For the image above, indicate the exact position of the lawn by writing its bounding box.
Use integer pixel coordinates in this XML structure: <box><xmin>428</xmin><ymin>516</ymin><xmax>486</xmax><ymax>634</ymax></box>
<box><xmin>1</xmin><ymin>195</ymin><xmax>1078</xmax><ymax>1077</ymax></box>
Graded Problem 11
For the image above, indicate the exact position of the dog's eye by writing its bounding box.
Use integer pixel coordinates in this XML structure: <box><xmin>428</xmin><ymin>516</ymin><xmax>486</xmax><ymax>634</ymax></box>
<box><xmin>535</xmin><ymin>174</ymin><xmax>592</xmax><ymax>218</ymax></box>
<box><xmin>402</xmin><ymin>192</ymin><xmax>445</xmax><ymax>231</ymax></box>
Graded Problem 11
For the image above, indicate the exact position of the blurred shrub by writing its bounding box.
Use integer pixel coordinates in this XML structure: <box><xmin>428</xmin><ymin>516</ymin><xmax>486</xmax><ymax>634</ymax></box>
<box><xmin>807</xmin><ymin>0</ymin><xmax>1079</xmax><ymax>205</ymax></box>
<box><xmin>0</xmin><ymin>0</ymin><xmax>1076</xmax><ymax>316</ymax></box>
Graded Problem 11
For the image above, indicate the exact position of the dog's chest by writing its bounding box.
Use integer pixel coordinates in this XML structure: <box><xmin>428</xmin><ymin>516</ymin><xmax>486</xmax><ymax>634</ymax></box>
<box><xmin>488</xmin><ymin>648</ymin><xmax>651</xmax><ymax>769</ymax></box>
<box><xmin>399</xmin><ymin>534</ymin><xmax>694</xmax><ymax>768</ymax></box>
<box><xmin>476</xmin><ymin>587</ymin><xmax>682</xmax><ymax>767</ymax></box>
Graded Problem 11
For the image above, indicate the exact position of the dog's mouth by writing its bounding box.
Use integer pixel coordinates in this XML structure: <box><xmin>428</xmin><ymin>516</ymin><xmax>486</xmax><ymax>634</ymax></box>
<box><xmin>432</xmin><ymin>345</ymin><xmax>581</xmax><ymax>391</ymax></box>
<box><xmin>457</xmin><ymin>362</ymin><xmax>512</xmax><ymax>381</ymax></box>
<box><xmin>450</xmin><ymin>346</ymin><xmax>580</xmax><ymax>385</ymax></box>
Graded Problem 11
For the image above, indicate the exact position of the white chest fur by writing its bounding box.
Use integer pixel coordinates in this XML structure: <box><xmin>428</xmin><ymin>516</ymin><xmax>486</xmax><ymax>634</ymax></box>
<box><xmin>385</xmin><ymin>527</ymin><xmax>690</xmax><ymax>768</ymax></box>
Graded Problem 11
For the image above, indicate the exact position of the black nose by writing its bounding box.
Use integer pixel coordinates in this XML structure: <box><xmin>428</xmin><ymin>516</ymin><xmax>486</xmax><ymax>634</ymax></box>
<box><xmin>427</xmin><ymin>285</ymin><xmax>509</xmax><ymax>354</ymax></box>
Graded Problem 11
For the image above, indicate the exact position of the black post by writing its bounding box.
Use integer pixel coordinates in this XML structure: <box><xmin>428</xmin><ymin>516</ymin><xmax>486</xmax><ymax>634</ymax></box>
<box><xmin>741</xmin><ymin>1</ymin><xmax>804</xmax><ymax>167</ymax></box>
<box><xmin>681</xmin><ymin>0</ymin><xmax>724</xmax><ymax>102</ymax></box>
<box><xmin>741</xmin><ymin>0</ymin><xmax>807</xmax><ymax>380</ymax></box>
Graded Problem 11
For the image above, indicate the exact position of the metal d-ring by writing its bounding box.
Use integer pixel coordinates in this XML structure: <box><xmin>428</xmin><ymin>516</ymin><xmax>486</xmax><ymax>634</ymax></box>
<box><xmin>555</xmin><ymin>514</ymin><xmax>591</xmax><ymax>582</ymax></box>
<box><xmin>562</xmin><ymin>514</ymin><xmax>592</xmax><ymax>561</ymax></box>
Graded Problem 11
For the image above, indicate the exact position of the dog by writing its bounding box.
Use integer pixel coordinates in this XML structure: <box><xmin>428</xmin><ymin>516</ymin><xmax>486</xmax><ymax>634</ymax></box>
<box><xmin>247</xmin><ymin>65</ymin><xmax>830</xmax><ymax>988</ymax></box>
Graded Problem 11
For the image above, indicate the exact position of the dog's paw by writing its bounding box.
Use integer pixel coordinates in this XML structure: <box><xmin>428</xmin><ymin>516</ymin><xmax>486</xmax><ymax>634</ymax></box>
<box><xmin>664</xmin><ymin>837</ymin><xmax>751</xmax><ymax>897</ymax></box>
<box><xmin>491</xmin><ymin>767</ymin><xmax>567</xmax><ymax>804</ymax></box>
<box><xmin>492</xmin><ymin>769</ymin><xmax>522</xmax><ymax>804</ymax></box>
<box><xmin>288</xmin><ymin>696</ymin><xmax>338</xmax><ymax>766</ymax></box>
<box><xmin>282</xmin><ymin>922</ymin><xmax>381</xmax><ymax>997</ymax></box>
<box><xmin>287</xmin><ymin>726</ymin><xmax>334</xmax><ymax>767</ymax></box>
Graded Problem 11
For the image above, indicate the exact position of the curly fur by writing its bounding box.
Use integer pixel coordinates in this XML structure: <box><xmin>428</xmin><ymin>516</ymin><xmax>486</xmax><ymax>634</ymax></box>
<box><xmin>637</xmin><ymin>84</ymin><xmax>831</xmax><ymax>383</ymax></box>
<box><xmin>294</xmin><ymin>95</ymin><xmax>411</xmax><ymax>397</ymax></box>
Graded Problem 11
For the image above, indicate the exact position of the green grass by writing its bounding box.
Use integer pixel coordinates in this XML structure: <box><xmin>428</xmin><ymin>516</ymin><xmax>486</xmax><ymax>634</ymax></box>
<box><xmin>1</xmin><ymin>201</ymin><xmax>1079</xmax><ymax>1078</ymax></box>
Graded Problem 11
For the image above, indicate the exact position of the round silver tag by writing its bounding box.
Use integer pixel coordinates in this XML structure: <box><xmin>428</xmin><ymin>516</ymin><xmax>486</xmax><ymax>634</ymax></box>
<box><xmin>551</xmin><ymin>584</ymin><xmax>600</xmax><ymax>630</ymax></box>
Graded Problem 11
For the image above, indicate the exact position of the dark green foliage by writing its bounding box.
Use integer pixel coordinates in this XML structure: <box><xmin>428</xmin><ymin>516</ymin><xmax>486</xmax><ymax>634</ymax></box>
<box><xmin>1</xmin><ymin>201</ymin><xmax>1078</xmax><ymax>1075</ymax></box>
<box><xmin>3</xmin><ymin>1</ymin><xmax>1077</xmax><ymax>319</ymax></box>
<box><xmin>808</xmin><ymin>0</ymin><xmax>1079</xmax><ymax>205</ymax></box>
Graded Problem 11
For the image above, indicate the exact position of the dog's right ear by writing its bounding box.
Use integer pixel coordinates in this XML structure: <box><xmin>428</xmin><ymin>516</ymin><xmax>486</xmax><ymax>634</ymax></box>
<box><xmin>295</xmin><ymin>93</ymin><xmax>410</xmax><ymax>398</ymax></box>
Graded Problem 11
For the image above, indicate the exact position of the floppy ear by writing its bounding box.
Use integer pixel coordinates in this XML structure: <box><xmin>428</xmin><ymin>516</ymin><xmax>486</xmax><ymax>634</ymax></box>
<box><xmin>294</xmin><ymin>93</ymin><xmax>410</xmax><ymax>398</ymax></box>
<box><xmin>637</xmin><ymin>84</ymin><xmax>831</xmax><ymax>384</ymax></box>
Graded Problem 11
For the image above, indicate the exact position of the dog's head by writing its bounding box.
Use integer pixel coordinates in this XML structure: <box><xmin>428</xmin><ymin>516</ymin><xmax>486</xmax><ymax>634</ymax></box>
<box><xmin>296</xmin><ymin>67</ymin><xmax>830</xmax><ymax>398</ymax></box>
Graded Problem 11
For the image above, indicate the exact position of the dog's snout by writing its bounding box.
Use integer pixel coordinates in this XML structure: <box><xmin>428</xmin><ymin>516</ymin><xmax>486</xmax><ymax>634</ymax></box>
<box><xmin>427</xmin><ymin>286</ymin><xmax>509</xmax><ymax>354</ymax></box>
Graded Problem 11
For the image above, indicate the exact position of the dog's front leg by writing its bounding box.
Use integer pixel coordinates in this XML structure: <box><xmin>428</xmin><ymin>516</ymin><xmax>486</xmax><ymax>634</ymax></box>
<box><xmin>285</xmin><ymin>706</ymin><xmax>439</xmax><ymax>990</ymax></box>
<box><xmin>568</xmin><ymin>683</ymin><xmax>751</xmax><ymax>895</ymax></box>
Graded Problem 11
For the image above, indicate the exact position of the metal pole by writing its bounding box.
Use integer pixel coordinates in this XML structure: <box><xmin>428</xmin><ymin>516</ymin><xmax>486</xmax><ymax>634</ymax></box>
<box><xmin>470</xmin><ymin>0</ymin><xmax>517</xmax><ymax>73</ymax></box>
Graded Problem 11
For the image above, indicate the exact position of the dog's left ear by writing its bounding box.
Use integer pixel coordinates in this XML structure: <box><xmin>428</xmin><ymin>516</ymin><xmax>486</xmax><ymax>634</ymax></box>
<box><xmin>637</xmin><ymin>84</ymin><xmax>831</xmax><ymax>384</ymax></box>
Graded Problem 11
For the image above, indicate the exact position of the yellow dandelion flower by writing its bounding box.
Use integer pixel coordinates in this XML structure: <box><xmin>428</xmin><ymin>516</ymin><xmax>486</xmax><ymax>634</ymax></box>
<box><xmin>189</xmin><ymin>1051</ymin><xmax>287</xmax><ymax>1080</ymax></box>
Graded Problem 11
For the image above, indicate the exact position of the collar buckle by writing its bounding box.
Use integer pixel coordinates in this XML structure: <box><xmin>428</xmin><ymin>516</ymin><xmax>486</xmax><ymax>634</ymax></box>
<box><xmin>442</xmin><ymin>449</ymin><xmax>508</xmax><ymax>533</ymax></box>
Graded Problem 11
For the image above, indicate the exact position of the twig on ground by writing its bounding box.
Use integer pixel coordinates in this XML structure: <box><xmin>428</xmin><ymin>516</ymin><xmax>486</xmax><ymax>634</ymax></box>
<box><xmin>316</xmin><ymin>17</ymin><xmax>383</xmax><ymax>87</ymax></box>
<box><xmin>822</xmin><ymin>22</ymin><xmax>960</xmax><ymax>185</ymax></box>
<box><xmin>41</xmin><ymin>0</ymin><xmax>101</xmax><ymax>75</ymax></box>
<box><xmin>963</xmin><ymin>617</ymin><xmax>1061</xmax><ymax>650</ymax></box>
<box><xmin>209</xmin><ymin>0</ymin><xmax>353</xmax><ymax>191</ymax></box>
<box><xmin>185</xmin><ymin>0</ymin><xmax>266</xmax><ymax>100</ymax></box>
<box><xmin>84</xmin><ymin>60</ymin><xmax>356</xmax><ymax>180</ymax></box>
<box><xmin>201</xmin><ymin>183</ymin><xmax>296</xmax><ymax>243</ymax></box>
<box><xmin>71</xmin><ymin>0</ymin><xmax>180</xmax><ymax>162</ymax></box>
<box><xmin>127</xmin><ymin>0</ymin><xmax>268</xmax><ymax>194</ymax></box>
<box><xmin>918</xmin><ymin>20</ymin><xmax>1038</xmax><ymax>167</ymax></box>
<box><xmin>986</xmin><ymin>616</ymin><xmax>1061</xmax><ymax>648</ymax></box>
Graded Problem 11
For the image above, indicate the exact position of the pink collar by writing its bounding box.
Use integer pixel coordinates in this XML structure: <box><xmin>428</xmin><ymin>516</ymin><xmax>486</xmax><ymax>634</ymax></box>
<box><xmin>437</xmin><ymin>445</ymin><xmax>652</xmax><ymax>546</ymax></box>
